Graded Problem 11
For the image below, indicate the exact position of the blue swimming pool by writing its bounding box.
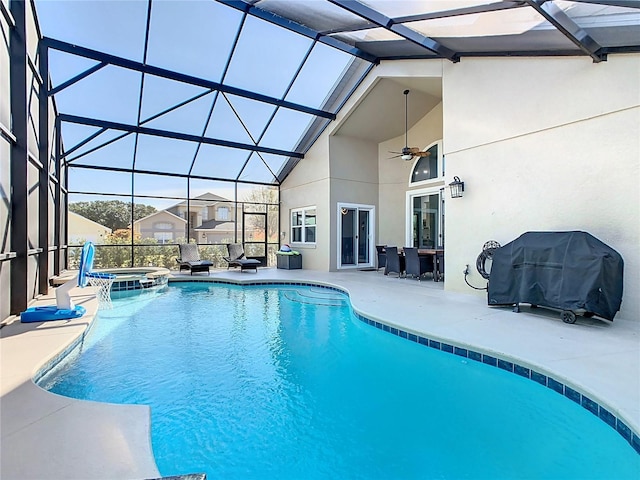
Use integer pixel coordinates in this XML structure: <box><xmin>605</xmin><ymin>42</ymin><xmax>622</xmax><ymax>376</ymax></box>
<box><xmin>38</xmin><ymin>283</ymin><xmax>639</xmax><ymax>479</ymax></box>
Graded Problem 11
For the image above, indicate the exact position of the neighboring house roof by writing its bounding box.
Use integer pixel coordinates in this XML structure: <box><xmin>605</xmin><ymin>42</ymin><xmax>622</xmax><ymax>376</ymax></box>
<box><xmin>68</xmin><ymin>211</ymin><xmax>112</xmax><ymax>232</ymax></box>
<box><xmin>132</xmin><ymin>209</ymin><xmax>186</xmax><ymax>225</ymax></box>
<box><xmin>167</xmin><ymin>192</ymin><xmax>232</xmax><ymax>210</ymax></box>
<box><xmin>194</xmin><ymin>192</ymin><xmax>230</xmax><ymax>202</ymax></box>
<box><xmin>194</xmin><ymin>220</ymin><xmax>235</xmax><ymax>232</ymax></box>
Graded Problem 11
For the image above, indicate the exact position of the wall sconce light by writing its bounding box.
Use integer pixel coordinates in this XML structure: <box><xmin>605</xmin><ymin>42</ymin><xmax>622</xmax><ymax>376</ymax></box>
<box><xmin>449</xmin><ymin>176</ymin><xmax>465</xmax><ymax>198</ymax></box>
<box><xmin>341</xmin><ymin>207</ymin><xmax>349</xmax><ymax>215</ymax></box>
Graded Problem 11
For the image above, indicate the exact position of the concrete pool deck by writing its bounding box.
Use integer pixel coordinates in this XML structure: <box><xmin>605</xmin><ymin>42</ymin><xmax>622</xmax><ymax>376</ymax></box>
<box><xmin>1</xmin><ymin>268</ymin><xmax>639</xmax><ymax>479</ymax></box>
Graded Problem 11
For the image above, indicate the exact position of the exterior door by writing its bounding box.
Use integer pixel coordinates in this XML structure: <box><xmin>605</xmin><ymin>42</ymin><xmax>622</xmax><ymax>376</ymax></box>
<box><xmin>407</xmin><ymin>189</ymin><xmax>444</xmax><ymax>249</ymax></box>
<box><xmin>242</xmin><ymin>211</ymin><xmax>267</xmax><ymax>265</ymax></box>
<box><xmin>338</xmin><ymin>204</ymin><xmax>374</xmax><ymax>269</ymax></box>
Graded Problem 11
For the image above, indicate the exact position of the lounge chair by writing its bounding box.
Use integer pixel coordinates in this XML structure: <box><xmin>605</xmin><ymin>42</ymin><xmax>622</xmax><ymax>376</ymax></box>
<box><xmin>176</xmin><ymin>244</ymin><xmax>213</xmax><ymax>275</ymax></box>
<box><xmin>224</xmin><ymin>243</ymin><xmax>261</xmax><ymax>273</ymax></box>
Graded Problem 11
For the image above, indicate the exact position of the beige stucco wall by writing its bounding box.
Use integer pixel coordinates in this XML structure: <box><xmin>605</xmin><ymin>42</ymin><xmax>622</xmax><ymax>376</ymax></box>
<box><xmin>378</xmin><ymin>102</ymin><xmax>444</xmax><ymax>248</ymax></box>
<box><xmin>328</xmin><ymin>135</ymin><xmax>379</xmax><ymax>270</ymax></box>
<box><xmin>134</xmin><ymin>211</ymin><xmax>186</xmax><ymax>241</ymax></box>
<box><xmin>198</xmin><ymin>224</ymin><xmax>235</xmax><ymax>244</ymax></box>
<box><xmin>281</xmin><ymin>61</ymin><xmax>444</xmax><ymax>271</ymax></box>
<box><xmin>279</xmin><ymin>134</ymin><xmax>331</xmax><ymax>270</ymax></box>
<box><xmin>281</xmin><ymin>54</ymin><xmax>639</xmax><ymax>321</ymax></box>
<box><xmin>443</xmin><ymin>55</ymin><xmax>640</xmax><ymax>321</ymax></box>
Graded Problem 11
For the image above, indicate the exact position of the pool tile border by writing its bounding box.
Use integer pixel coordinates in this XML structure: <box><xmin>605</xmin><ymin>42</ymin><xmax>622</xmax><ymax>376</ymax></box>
<box><xmin>32</xmin><ymin>313</ymin><xmax>99</xmax><ymax>384</ymax></box>
<box><xmin>350</xmin><ymin>302</ymin><xmax>640</xmax><ymax>456</ymax></box>
<box><xmin>133</xmin><ymin>278</ymin><xmax>640</xmax><ymax>455</ymax></box>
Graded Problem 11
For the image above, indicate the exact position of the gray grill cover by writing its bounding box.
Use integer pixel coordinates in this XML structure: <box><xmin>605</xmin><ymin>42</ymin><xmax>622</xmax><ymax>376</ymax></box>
<box><xmin>488</xmin><ymin>231</ymin><xmax>623</xmax><ymax>320</ymax></box>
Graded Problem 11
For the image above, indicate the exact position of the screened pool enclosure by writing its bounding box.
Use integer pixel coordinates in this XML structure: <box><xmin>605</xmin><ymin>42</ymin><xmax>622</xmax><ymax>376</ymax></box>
<box><xmin>3</xmin><ymin>0</ymin><xmax>639</xmax><ymax>317</ymax></box>
<box><xmin>35</xmin><ymin>1</ymin><xmax>376</xmax><ymax>273</ymax></box>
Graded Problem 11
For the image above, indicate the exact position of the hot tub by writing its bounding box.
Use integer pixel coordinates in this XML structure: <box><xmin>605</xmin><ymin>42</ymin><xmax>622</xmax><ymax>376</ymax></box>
<box><xmin>91</xmin><ymin>267</ymin><xmax>170</xmax><ymax>292</ymax></box>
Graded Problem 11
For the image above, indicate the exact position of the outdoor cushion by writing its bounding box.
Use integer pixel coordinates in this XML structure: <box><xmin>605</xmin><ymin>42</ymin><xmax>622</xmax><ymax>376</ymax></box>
<box><xmin>224</xmin><ymin>243</ymin><xmax>261</xmax><ymax>272</ymax></box>
<box><xmin>177</xmin><ymin>244</ymin><xmax>213</xmax><ymax>275</ymax></box>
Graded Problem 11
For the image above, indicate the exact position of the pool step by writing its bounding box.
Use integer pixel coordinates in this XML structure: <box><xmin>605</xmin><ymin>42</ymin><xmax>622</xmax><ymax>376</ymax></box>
<box><xmin>283</xmin><ymin>288</ymin><xmax>348</xmax><ymax>307</ymax></box>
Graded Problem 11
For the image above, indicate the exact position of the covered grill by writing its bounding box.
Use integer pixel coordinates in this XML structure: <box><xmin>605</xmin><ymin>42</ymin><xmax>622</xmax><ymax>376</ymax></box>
<box><xmin>487</xmin><ymin>231</ymin><xmax>624</xmax><ymax>322</ymax></box>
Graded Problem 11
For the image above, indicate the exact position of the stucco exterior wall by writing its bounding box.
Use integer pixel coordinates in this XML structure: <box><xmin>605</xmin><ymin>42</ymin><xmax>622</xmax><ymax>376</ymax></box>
<box><xmin>134</xmin><ymin>211</ymin><xmax>186</xmax><ymax>242</ymax></box>
<box><xmin>280</xmin><ymin>54</ymin><xmax>638</xmax><ymax>322</ymax></box>
<box><xmin>281</xmin><ymin>60</ymin><xmax>444</xmax><ymax>271</ymax></box>
<box><xmin>329</xmin><ymin>135</ymin><xmax>379</xmax><ymax>270</ymax></box>
<box><xmin>443</xmin><ymin>55</ymin><xmax>640</xmax><ymax>321</ymax></box>
<box><xmin>280</xmin><ymin>134</ymin><xmax>330</xmax><ymax>270</ymax></box>
<box><xmin>378</xmin><ymin>102</ymin><xmax>444</xmax><ymax>248</ymax></box>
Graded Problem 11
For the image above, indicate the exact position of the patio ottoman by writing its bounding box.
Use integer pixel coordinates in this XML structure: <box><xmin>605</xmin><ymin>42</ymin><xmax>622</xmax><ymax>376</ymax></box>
<box><xmin>277</xmin><ymin>251</ymin><xmax>302</xmax><ymax>269</ymax></box>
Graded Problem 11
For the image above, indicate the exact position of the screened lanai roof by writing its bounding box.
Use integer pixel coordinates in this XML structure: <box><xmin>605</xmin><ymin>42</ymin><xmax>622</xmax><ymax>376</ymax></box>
<box><xmin>34</xmin><ymin>0</ymin><xmax>640</xmax><ymax>186</ymax></box>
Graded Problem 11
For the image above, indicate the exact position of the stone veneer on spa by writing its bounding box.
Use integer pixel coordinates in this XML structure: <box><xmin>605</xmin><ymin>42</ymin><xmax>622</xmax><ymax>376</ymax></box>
<box><xmin>178</xmin><ymin>278</ymin><xmax>640</xmax><ymax>455</ymax></box>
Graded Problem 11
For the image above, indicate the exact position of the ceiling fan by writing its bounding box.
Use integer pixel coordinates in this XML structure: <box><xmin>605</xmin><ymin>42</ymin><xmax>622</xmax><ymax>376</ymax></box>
<box><xmin>389</xmin><ymin>89</ymin><xmax>431</xmax><ymax>161</ymax></box>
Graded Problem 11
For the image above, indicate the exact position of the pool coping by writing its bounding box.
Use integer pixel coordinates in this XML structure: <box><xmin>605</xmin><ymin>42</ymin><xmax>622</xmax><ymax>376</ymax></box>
<box><xmin>0</xmin><ymin>285</ymin><xmax>162</xmax><ymax>480</ymax></box>
<box><xmin>51</xmin><ymin>267</ymin><xmax>171</xmax><ymax>285</ymax></box>
<box><xmin>2</xmin><ymin>269</ymin><xmax>639</xmax><ymax>479</ymax></box>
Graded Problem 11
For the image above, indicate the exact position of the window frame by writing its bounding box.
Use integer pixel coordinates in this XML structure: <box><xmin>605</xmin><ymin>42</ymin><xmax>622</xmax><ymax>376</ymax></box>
<box><xmin>217</xmin><ymin>206</ymin><xmax>230</xmax><ymax>221</ymax></box>
<box><xmin>405</xmin><ymin>187</ymin><xmax>445</xmax><ymax>249</ymax></box>
<box><xmin>408</xmin><ymin>140</ymin><xmax>444</xmax><ymax>187</ymax></box>
<box><xmin>154</xmin><ymin>231</ymin><xmax>173</xmax><ymax>244</ymax></box>
<box><xmin>291</xmin><ymin>206</ymin><xmax>316</xmax><ymax>245</ymax></box>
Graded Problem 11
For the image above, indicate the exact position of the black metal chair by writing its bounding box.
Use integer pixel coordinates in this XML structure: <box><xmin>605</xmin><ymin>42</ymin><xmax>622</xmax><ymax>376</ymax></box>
<box><xmin>384</xmin><ymin>246</ymin><xmax>403</xmax><ymax>277</ymax></box>
<box><xmin>376</xmin><ymin>245</ymin><xmax>387</xmax><ymax>272</ymax></box>
<box><xmin>224</xmin><ymin>243</ymin><xmax>261</xmax><ymax>273</ymax></box>
<box><xmin>176</xmin><ymin>244</ymin><xmax>213</xmax><ymax>275</ymax></box>
<box><xmin>435</xmin><ymin>247</ymin><xmax>444</xmax><ymax>282</ymax></box>
<box><xmin>404</xmin><ymin>247</ymin><xmax>433</xmax><ymax>281</ymax></box>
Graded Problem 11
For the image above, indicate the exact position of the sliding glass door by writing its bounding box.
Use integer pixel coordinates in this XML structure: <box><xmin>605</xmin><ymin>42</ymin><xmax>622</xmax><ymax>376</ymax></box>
<box><xmin>338</xmin><ymin>204</ymin><xmax>374</xmax><ymax>269</ymax></box>
<box><xmin>407</xmin><ymin>189</ymin><xmax>444</xmax><ymax>249</ymax></box>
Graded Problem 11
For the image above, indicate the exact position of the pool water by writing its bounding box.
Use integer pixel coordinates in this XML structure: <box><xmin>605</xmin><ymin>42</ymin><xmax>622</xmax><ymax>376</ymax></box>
<box><xmin>39</xmin><ymin>283</ymin><xmax>640</xmax><ymax>479</ymax></box>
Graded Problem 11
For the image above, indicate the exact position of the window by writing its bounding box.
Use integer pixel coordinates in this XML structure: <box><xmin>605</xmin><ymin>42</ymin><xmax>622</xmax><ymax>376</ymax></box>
<box><xmin>412</xmin><ymin>193</ymin><xmax>441</xmax><ymax>248</ymax></box>
<box><xmin>154</xmin><ymin>231</ymin><xmax>173</xmax><ymax>244</ymax></box>
<box><xmin>154</xmin><ymin>222</ymin><xmax>173</xmax><ymax>230</ymax></box>
<box><xmin>217</xmin><ymin>206</ymin><xmax>230</xmax><ymax>221</ymax></box>
<box><xmin>291</xmin><ymin>207</ymin><xmax>316</xmax><ymax>244</ymax></box>
<box><xmin>406</xmin><ymin>188</ymin><xmax>445</xmax><ymax>250</ymax></box>
<box><xmin>410</xmin><ymin>142</ymin><xmax>441</xmax><ymax>184</ymax></box>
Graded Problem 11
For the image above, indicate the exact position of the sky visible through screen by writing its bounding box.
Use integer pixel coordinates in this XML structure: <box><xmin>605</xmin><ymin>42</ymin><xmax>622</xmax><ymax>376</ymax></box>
<box><xmin>34</xmin><ymin>0</ymin><xmax>355</xmax><ymax>207</ymax></box>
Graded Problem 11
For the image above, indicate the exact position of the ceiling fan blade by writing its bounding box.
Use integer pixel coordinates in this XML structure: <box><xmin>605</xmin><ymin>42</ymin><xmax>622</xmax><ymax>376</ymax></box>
<box><xmin>388</xmin><ymin>154</ymin><xmax>403</xmax><ymax>159</ymax></box>
<box><xmin>414</xmin><ymin>151</ymin><xmax>431</xmax><ymax>157</ymax></box>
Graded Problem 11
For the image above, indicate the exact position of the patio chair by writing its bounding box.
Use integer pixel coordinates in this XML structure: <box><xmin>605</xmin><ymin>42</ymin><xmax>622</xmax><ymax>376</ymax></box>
<box><xmin>404</xmin><ymin>247</ymin><xmax>433</xmax><ymax>281</ymax></box>
<box><xmin>435</xmin><ymin>247</ymin><xmax>444</xmax><ymax>282</ymax></box>
<box><xmin>176</xmin><ymin>244</ymin><xmax>213</xmax><ymax>275</ymax></box>
<box><xmin>376</xmin><ymin>245</ymin><xmax>387</xmax><ymax>272</ymax></box>
<box><xmin>384</xmin><ymin>246</ymin><xmax>404</xmax><ymax>278</ymax></box>
<box><xmin>224</xmin><ymin>243</ymin><xmax>261</xmax><ymax>273</ymax></box>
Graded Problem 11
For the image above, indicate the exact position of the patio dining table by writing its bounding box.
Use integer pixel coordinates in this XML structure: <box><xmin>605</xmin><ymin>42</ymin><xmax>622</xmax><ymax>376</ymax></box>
<box><xmin>383</xmin><ymin>247</ymin><xmax>444</xmax><ymax>281</ymax></box>
<box><xmin>416</xmin><ymin>248</ymin><xmax>444</xmax><ymax>282</ymax></box>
